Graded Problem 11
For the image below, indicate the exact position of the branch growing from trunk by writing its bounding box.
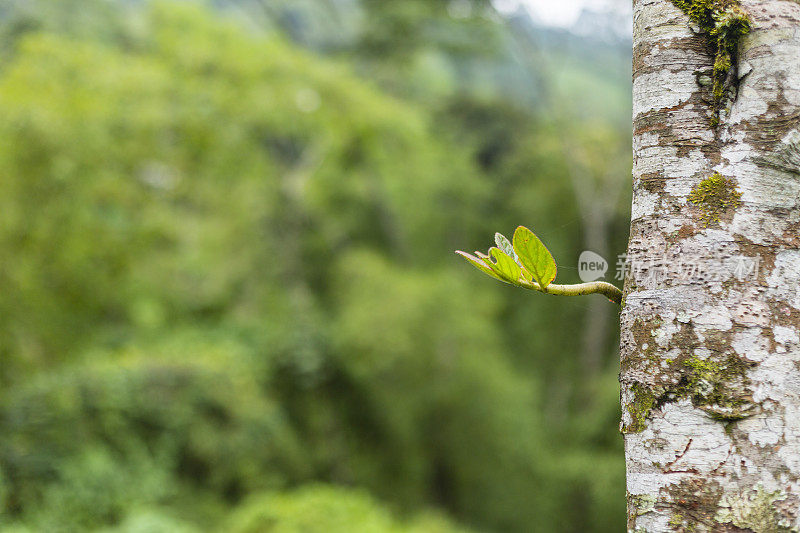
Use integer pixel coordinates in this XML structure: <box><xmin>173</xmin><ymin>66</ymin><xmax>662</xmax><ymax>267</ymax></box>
<box><xmin>516</xmin><ymin>279</ymin><xmax>622</xmax><ymax>304</ymax></box>
<box><xmin>456</xmin><ymin>226</ymin><xmax>622</xmax><ymax>305</ymax></box>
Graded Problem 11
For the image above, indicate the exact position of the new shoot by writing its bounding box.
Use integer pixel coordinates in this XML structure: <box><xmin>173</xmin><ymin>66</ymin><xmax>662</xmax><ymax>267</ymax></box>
<box><xmin>456</xmin><ymin>226</ymin><xmax>622</xmax><ymax>305</ymax></box>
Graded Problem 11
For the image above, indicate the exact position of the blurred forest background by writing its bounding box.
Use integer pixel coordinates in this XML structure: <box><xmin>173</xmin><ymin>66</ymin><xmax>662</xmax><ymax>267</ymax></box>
<box><xmin>0</xmin><ymin>0</ymin><xmax>632</xmax><ymax>531</ymax></box>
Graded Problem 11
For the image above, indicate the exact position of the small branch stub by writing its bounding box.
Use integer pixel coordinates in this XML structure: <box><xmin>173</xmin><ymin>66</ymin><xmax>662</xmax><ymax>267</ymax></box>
<box><xmin>456</xmin><ymin>226</ymin><xmax>622</xmax><ymax>305</ymax></box>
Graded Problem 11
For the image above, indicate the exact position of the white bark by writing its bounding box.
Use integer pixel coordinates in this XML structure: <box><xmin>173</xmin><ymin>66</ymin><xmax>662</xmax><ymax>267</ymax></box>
<box><xmin>624</xmin><ymin>0</ymin><xmax>800</xmax><ymax>531</ymax></box>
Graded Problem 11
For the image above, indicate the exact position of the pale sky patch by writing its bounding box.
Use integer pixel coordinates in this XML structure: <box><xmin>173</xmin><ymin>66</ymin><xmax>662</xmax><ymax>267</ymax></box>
<box><xmin>493</xmin><ymin>0</ymin><xmax>631</xmax><ymax>27</ymax></box>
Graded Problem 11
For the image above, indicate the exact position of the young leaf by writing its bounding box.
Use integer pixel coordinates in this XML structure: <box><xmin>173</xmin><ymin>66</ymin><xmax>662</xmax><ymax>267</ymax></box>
<box><xmin>496</xmin><ymin>232</ymin><xmax>532</xmax><ymax>281</ymax></box>
<box><xmin>488</xmin><ymin>247</ymin><xmax>521</xmax><ymax>284</ymax></box>
<box><xmin>455</xmin><ymin>251</ymin><xmax>509</xmax><ymax>283</ymax></box>
<box><xmin>495</xmin><ymin>233</ymin><xmax>515</xmax><ymax>259</ymax></box>
<box><xmin>512</xmin><ymin>226</ymin><xmax>557</xmax><ymax>289</ymax></box>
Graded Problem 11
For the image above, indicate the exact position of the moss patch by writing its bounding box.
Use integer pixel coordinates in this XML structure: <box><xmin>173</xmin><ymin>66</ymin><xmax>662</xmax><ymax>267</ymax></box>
<box><xmin>622</xmin><ymin>316</ymin><xmax>663</xmax><ymax>376</ymax></box>
<box><xmin>624</xmin><ymin>382</ymin><xmax>657</xmax><ymax>433</ymax></box>
<box><xmin>677</xmin><ymin>354</ymin><xmax>754</xmax><ymax>420</ymax></box>
<box><xmin>666</xmin><ymin>478</ymin><xmax>724</xmax><ymax>531</ymax></box>
<box><xmin>621</xmin><ymin>315</ymin><xmax>757</xmax><ymax>433</ymax></box>
<box><xmin>670</xmin><ymin>0</ymin><xmax>751</xmax><ymax>126</ymax></box>
<box><xmin>622</xmin><ymin>353</ymin><xmax>753</xmax><ymax>434</ymax></box>
<box><xmin>688</xmin><ymin>172</ymin><xmax>742</xmax><ymax>226</ymax></box>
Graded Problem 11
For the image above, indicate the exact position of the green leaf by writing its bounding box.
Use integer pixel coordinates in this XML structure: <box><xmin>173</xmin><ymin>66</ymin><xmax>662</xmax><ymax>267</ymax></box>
<box><xmin>496</xmin><ymin>232</ymin><xmax>532</xmax><ymax>281</ymax></box>
<box><xmin>488</xmin><ymin>247</ymin><xmax>521</xmax><ymax>284</ymax></box>
<box><xmin>512</xmin><ymin>226</ymin><xmax>557</xmax><ymax>289</ymax></box>
<box><xmin>455</xmin><ymin>251</ymin><xmax>508</xmax><ymax>283</ymax></box>
<box><xmin>494</xmin><ymin>233</ymin><xmax>515</xmax><ymax>258</ymax></box>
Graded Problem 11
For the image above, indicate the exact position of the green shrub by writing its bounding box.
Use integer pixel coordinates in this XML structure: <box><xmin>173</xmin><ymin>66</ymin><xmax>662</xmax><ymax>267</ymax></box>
<box><xmin>227</xmin><ymin>484</ymin><xmax>468</xmax><ymax>533</ymax></box>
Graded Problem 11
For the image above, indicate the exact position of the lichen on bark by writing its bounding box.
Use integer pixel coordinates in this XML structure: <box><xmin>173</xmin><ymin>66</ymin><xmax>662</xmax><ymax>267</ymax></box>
<box><xmin>715</xmin><ymin>486</ymin><xmax>795</xmax><ymax>532</ymax></box>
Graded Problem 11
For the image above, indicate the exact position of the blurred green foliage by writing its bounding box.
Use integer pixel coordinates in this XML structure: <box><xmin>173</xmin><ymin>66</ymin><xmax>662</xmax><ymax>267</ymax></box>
<box><xmin>227</xmin><ymin>484</ymin><xmax>469</xmax><ymax>533</ymax></box>
<box><xmin>0</xmin><ymin>0</ymin><xmax>631</xmax><ymax>531</ymax></box>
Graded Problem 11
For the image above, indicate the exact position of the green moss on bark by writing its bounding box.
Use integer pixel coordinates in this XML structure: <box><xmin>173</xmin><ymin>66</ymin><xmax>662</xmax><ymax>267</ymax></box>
<box><xmin>666</xmin><ymin>479</ymin><xmax>724</xmax><ymax>532</ymax></box>
<box><xmin>688</xmin><ymin>172</ymin><xmax>742</xmax><ymax>226</ymax></box>
<box><xmin>624</xmin><ymin>382</ymin><xmax>657</xmax><ymax>433</ymax></box>
<box><xmin>622</xmin><ymin>351</ymin><xmax>754</xmax><ymax>434</ymax></box>
<box><xmin>670</xmin><ymin>0</ymin><xmax>751</xmax><ymax>125</ymax></box>
<box><xmin>678</xmin><ymin>354</ymin><xmax>754</xmax><ymax>420</ymax></box>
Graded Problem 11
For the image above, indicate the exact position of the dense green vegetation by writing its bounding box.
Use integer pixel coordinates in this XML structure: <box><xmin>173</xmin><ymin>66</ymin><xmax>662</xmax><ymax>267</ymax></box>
<box><xmin>0</xmin><ymin>1</ymin><xmax>632</xmax><ymax>531</ymax></box>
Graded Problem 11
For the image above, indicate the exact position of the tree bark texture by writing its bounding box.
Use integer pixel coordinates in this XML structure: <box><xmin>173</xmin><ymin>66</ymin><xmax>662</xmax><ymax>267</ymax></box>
<box><xmin>623</xmin><ymin>0</ymin><xmax>800</xmax><ymax>531</ymax></box>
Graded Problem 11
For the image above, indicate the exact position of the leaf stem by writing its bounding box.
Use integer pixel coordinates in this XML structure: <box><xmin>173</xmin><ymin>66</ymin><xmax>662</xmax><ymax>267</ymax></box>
<box><xmin>517</xmin><ymin>279</ymin><xmax>622</xmax><ymax>305</ymax></box>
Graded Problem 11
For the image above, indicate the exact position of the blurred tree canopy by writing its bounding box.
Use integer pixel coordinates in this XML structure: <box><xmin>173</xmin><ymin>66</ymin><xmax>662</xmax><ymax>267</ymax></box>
<box><xmin>0</xmin><ymin>1</ymin><xmax>631</xmax><ymax>531</ymax></box>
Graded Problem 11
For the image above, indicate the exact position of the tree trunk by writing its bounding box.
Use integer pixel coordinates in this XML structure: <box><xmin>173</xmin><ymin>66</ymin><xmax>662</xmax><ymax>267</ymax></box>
<box><xmin>623</xmin><ymin>0</ymin><xmax>800</xmax><ymax>530</ymax></box>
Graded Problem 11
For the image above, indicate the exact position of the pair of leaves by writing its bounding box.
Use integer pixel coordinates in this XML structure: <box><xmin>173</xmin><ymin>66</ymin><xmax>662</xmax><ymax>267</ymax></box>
<box><xmin>456</xmin><ymin>226</ymin><xmax>557</xmax><ymax>290</ymax></box>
